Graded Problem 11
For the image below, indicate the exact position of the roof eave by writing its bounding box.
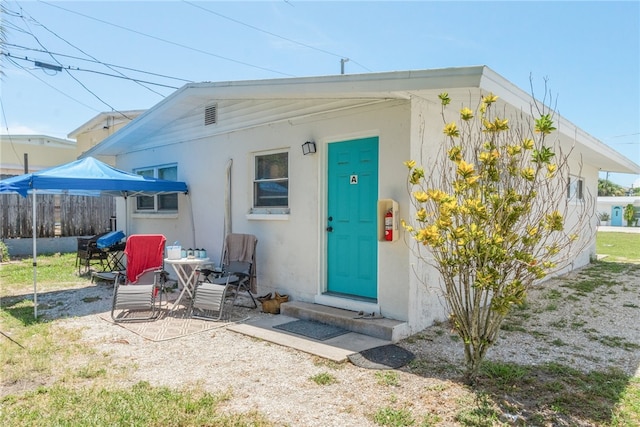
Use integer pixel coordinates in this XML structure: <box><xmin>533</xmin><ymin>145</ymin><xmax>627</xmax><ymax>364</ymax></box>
<box><xmin>85</xmin><ymin>67</ymin><xmax>487</xmax><ymax>157</ymax></box>
<box><xmin>68</xmin><ymin>110</ymin><xmax>146</xmax><ymax>139</ymax></box>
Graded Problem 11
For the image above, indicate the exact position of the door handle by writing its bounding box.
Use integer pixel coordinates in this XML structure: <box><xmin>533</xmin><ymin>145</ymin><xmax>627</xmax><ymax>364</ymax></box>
<box><xmin>326</xmin><ymin>226</ymin><xmax>333</xmax><ymax>232</ymax></box>
<box><xmin>328</xmin><ymin>216</ymin><xmax>333</xmax><ymax>221</ymax></box>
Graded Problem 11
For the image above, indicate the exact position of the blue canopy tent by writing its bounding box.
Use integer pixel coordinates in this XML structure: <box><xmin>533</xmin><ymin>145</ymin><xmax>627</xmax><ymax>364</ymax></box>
<box><xmin>0</xmin><ymin>157</ymin><xmax>188</xmax><ymax>318</ymax></box>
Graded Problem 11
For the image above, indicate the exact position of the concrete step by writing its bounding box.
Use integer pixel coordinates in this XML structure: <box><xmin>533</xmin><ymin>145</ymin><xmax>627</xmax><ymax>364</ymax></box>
<box><xmin>280</xmin><ymin>301</ymin><xmax>406</xmax><ymax>342</ymax></box>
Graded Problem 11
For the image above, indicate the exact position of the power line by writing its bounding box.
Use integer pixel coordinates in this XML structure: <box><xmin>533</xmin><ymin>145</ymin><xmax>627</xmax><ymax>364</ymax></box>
<box><xmin>0</xmin><ymin>96</ymin><xmax>25</xmax><ymax>170</ymax></box>
<box><xmin>602</xmin><ymin>133</ymin><xmax>640</xmax><ymax>140</ymax></box>
<box><xmin>4</xmin><ymin>42</ymin><xmax>193</xmax><ymax>83</ymax></box>
<box><xmin>180</xmin><ymin>0</ymin><xmax>372</xmax><ymax>72</ymax></box>
<box><xmin>38</xmin><ymin>0</ymin><xmax>296</xmax><ymax>77</ymax></box>
<box><xmin>4</xmin><ymin>55</ymin><xmax>101</xmax><ymax>113</ymax></box>
<box><xmin>7</xmin><ymin>4</ymin><xmax>167</xmax><ymax>98</ymax></box>
<box><xmin>32</xmin><ymin>12</ymin><xmax>167</xmax><ymax>98</ymax></box>
<box><xmin>2</xmin><ymin>52</ymin><xmax>181</xmax><ymax>89</ymax></box>
<box><xmin>13</xmin><ymin>5</ymin><xmax>129</xmax><ymax>118</ymax></box>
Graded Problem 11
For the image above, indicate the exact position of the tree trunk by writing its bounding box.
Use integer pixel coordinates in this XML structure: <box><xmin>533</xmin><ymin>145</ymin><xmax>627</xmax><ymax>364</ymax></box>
<box><xmin>464</xmin><ymin>343</ymin><xmax>491</xmax><ymax>384</ymax></box>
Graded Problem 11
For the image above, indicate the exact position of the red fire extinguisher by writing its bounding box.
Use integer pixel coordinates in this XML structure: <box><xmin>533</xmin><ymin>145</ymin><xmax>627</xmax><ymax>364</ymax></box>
<box><xmin>384</xmin><ymin>209</ymin><xmax>393</xmax><ymax>241</ymax></box>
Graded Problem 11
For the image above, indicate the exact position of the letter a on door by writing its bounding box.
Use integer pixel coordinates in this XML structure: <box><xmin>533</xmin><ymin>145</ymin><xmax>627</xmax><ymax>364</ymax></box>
<box><xmin>350</xmin><ymin>175</ymin><xmax>358</xmax><ymax>185</ymax></box>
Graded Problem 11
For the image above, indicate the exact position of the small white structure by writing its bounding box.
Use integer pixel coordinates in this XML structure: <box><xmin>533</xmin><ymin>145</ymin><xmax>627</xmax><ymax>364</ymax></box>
<box><xmin>597</xmin><ymin>197</ymin><xmax>640</xmax><ymax>226</ymax></box>
<box><xmin>85</xmin><ymin>66</ymin><xmax>640</xmax><ymax>339</ymax></box>
<box><xmin>0</xmin><ymin>135</ymin><xmax>76</xmax><ymax>176</ymax></box>
<box><xmin>68</xmin><ymin>110</ymin><xmax>145</xmax><ymax>164</ymax></box>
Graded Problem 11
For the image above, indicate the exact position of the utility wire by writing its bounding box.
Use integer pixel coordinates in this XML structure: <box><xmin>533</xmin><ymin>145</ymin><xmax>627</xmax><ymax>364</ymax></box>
<box><xmin>0</xmin><ymin>96</ymin><xmax>25</xmax><ymax>169</ymax></box>
<box><xmin>2</xmin><ymin>52</ymin><xmax>181</xmax><ymax>89</ymax></box>
<box><xmin>4</xmin><ymin>42</ymin><xmax>193</xmax><ymax>83</ymax></box>
<box><xmin>180</xmin><ymin>0</ymin><xmax>372</xmax><ymax>72</ymax></box>
<box><xmin>13</xmin><ymin>5</ymin><xmax>130</xmax><ymax>118</ymax></box>
<box><xmin>602</xmin><ymin>133</ymin><xmax>640</xmax><ymax>140</ymax></box>
<box><xmin>38</xmin><ymin>0</ymin><xmax>296</xmax><ymax>77</ymax></box>
<box><xmin>4</xmin><ymin>55</ymin><xmax>101</xmax><ymax>113</ymax></box>
<box><xmin>29</xmin><ymin>11</ymin><xmax>167</xmax><ymax>98</ymax></box>
<box><xmin>8</xmin><ymin>4</ymin><xmax>166</xmax><ymax>100</ymax></box>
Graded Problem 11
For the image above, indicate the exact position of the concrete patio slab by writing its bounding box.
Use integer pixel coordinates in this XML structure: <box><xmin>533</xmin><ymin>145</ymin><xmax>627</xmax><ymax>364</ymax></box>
<box><xmin>227</xmin><ymin>314</ymin><xmax>391</xmax><ymax>362</ymax></box>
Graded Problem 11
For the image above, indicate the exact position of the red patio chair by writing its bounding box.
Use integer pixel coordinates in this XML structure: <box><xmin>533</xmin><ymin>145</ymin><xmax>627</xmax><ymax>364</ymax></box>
<box><xmin>111</xmin><ymin>234</ymin><xmax>166</xmax><ymax>322</ymax></box>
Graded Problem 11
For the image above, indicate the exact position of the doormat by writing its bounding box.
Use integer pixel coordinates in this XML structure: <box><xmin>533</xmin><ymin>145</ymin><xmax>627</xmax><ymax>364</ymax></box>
<box><xmin>273</xmin><ymin>319</ymin><xmax>349</xmax><ymax>341</ymax></box>
<box><xmin>348</xmin><ymin>344</ymin><xmax>415</xmax><ymax>370</ymax></box>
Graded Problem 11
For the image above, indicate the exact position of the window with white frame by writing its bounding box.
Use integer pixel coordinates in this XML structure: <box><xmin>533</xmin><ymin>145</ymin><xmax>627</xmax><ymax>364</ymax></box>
<box><xmin>567</xmin><ymin>175</ymin><xmax>584</xmax><ymax>201</ymax></box>
<box><xmin>135</xmin><ymin>164</ymin><xmax>179</xmax><ymax>212</ymax></box>
<box><xmin>252</xmin><ymin>151</ymin><xmax>289</xmax><ymax>212</ymax></box>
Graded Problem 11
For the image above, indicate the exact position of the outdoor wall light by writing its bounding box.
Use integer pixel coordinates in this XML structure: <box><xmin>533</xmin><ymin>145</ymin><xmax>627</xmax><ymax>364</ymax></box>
<box><xmin>302</xmin><ymin>141</ymin><xmax>317</xmax><ymax>155</ymax></box>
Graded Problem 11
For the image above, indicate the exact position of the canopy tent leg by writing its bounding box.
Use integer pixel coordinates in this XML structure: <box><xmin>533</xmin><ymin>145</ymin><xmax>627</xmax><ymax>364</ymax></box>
<box><xmin>32</xmin><ymin>190</ymin><xmax>38</xmax><ymax>319</ymax></box>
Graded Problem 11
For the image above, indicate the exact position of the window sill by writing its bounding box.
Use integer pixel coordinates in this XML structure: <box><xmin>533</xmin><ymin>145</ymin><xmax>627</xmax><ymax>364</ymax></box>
<box><xmin>132</xmin><ymin>212</ymin><xmax>179</xmax><ymax>219</ymax></box>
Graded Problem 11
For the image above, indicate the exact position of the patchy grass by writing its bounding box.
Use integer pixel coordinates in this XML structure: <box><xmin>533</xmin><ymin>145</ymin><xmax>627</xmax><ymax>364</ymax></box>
<box><xmin>372</xmin><ymin>406</ymin><xmax>416</xmax><ymax>426</ymax></box>
<box><xmin>473</xmin><ymin>362</ymin><xmax>636</xmax><ymax>426</ymax></box>
<box><xmin>455</xmin><ymin>393</ymin><xmax>501</xmax><ymax>426</ymax></box>
<box><xmin>403</xmin><ymin>356</ymin><xmax>640</xmax><ymax>425</ymax></box>
<box><xmin>0</xmin><ymin>298</ymin><xmax>114</xmax><ymax>387</ymax></box>
<box><xmin>560</xmin><ymin>261</ymin><xmax>639</xmax><ymax>297</ymax></box>
<box><xmin>309</xmin><ymin>372</ymin><xmax>337</xmax><ymax>385</ymax></box>
<box><xmin>500</xmin><ymin>321</ymin><xmax>527</xmax><ymax>333</ymax></box>
<box><xmin>1</xmin><ymin>382</ymin><xmax>273</xmax><ymax>427</ymax></box>
<box><xmin>1</xmin><ymin>253</ymin><xmax>88</xmax><ymax>296</ymax></box>
<box><xmin>375</xmin><ymin>371</ymin><xmax>400</xmax><ymax>387</ymax></box>
<box><xmin>597</xmin><ymin>232</ymin><xmax>640</xmax><ymax>262</ymax></box>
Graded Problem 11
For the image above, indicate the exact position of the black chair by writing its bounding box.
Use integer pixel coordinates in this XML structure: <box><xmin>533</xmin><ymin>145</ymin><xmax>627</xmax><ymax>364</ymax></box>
<box><xmin>76</xmin><ymin>231</ymin><xmax>111</xmax><ymax>275</ymax></box>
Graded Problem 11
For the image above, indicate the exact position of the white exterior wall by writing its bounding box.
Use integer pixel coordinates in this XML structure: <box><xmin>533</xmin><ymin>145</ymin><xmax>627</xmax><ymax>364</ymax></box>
<box><xmin>405</xmin><ymin>95</ymin><xmax>452</xmax><ymax>331</ymax></box>
<box><xmin>403</xmin><ymin>91</ymin><xmax>603</xmax><ymax>332</ymax></box>
<box><xmin>115</xmin><ymin>99</ymin><xmax>415</xmax><ymax>326</ymax></box>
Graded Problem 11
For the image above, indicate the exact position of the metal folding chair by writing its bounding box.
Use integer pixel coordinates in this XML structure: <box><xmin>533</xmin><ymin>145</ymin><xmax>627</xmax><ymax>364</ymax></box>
<box><xmin>191</xmin><ymin>234</ymin><xmax>258</xmax><ymax>320</ymax></box>
<box><xmin>111</xmin><ymin>234</ymin><xmax>166</xmax><ymax>322</ymax></box>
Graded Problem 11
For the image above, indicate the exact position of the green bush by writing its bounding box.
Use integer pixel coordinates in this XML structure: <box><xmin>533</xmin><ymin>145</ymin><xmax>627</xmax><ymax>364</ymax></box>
<box><xmin>0</xmin><ymin>241</ymin><xmax>9</xmax><ymax>262</ymax></box>
<box><xmin>623</xmin><ymin>204</ymin><xmax>636</xmax><ymax>226</ymax></box>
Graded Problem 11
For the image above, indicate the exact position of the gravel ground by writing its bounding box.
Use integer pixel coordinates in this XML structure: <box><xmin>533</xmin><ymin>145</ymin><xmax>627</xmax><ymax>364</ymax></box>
<box><xmin>5</xmin><ymin>261</ymin><xmax>640</xmax><ymax>425</ymax></box>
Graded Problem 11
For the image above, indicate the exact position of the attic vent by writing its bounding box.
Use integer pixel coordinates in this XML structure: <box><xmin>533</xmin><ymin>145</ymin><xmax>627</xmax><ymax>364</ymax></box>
<box><xmin>205</xmin><ymin>104</ymin><xmax>218</xmax><ymax>126</ymax></box>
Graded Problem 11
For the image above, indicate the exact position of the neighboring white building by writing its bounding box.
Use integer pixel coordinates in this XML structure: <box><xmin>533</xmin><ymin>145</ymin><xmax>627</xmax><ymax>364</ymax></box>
<box><xmin>1</xmin><ymin>111</ymin><xmax>145</xmax><ymax>177</ymax></box>
<box><xmin>597</xmin><ymin>197</ymin><xmax>640</xmax><ymax>226</ymax></box>
<box><xmin>0</xmin><ymin>134</ymin><xmax>76</xmax><ymax>176</ymax></box>
<box><xmin>84</xmin><ymin>66</ymin><xmax>640</xmax><ymax>339</ymax></box>
<box><xmin>68</xmin><ymin>110</ymin><xmax>145</xmax><ymax>165</ymax></box>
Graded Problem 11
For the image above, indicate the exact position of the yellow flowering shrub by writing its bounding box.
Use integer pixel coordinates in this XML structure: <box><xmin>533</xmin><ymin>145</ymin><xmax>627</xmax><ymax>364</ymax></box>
<box><xmin>401</xmin><ymin>90</ymin><xmax>592</xmax><ymax>383</ymax></box>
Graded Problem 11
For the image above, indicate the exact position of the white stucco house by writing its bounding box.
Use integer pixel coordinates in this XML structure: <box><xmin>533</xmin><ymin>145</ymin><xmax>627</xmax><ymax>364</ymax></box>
<box><xmin>597</xmin><ymin>196</ymin><xmax>640</xmax><ymax>226</ymax></box>
<box><xmin>83</xmin><ymin>66</ymin><xmax>640</xmax><ymax>339</ymax></box>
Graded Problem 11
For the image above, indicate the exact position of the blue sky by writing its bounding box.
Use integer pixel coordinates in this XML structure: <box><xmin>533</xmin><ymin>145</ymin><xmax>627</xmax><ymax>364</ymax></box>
<box><xmin>1</xmin><ymin>1</ymin><xmax>639</xmax><ymax>187</ymax></box>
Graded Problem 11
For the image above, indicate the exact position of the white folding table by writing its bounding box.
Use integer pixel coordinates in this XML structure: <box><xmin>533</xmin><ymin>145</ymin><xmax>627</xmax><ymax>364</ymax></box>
<box><xmin>164</xmin><ymin>257</ymin><xmax>210</xmax><ymax>313</ymax></box>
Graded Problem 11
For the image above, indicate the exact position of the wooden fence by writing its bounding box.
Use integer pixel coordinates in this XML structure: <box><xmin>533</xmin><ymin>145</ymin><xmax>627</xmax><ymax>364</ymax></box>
<box><xmin>0</xmin><ymin>194</ymin><xmax>115</xmax><ymax>238</ymax></box>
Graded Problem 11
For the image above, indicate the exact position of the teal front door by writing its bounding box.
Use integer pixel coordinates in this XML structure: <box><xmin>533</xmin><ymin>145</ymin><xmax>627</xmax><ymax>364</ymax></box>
<box><xmin>326</xmin><ymin>137</ymin><xmax>379</xmax><ymax>299</ymax></box>
<box><xmin>611</xmin><ymin>206</ymin><xmax>623</xmax><ymax>226</ymax></box>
